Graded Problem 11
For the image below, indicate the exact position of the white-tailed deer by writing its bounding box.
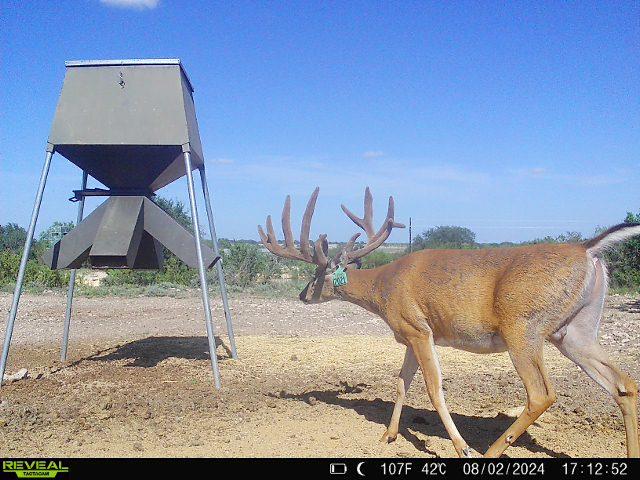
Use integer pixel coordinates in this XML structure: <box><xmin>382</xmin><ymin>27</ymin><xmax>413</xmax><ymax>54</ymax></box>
<box><xmin>258</xmin><ymin>187</ymin><xmax>640</xmax><ymax>458</ymax></box>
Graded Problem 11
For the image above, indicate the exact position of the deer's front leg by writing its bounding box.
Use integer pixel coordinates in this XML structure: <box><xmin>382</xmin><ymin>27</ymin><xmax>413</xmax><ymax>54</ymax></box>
<box><xmin>381</xmin><ymin>346</ymin><xmax>419</xmax><ymax>443</ymax></box>
<box><xmin>409</xmin><ymin>332</ymin><xmax>477</xmax><ymax>457</ymax></box>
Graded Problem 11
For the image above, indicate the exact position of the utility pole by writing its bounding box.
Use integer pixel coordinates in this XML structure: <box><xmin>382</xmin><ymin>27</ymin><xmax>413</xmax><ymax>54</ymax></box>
<box><xmin>409</xmin><ymin>217</ymin><xmax>413</xmax><ymax>253</ymax></box>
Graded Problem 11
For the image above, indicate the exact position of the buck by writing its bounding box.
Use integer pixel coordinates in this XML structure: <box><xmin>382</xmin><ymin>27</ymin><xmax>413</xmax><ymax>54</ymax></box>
<box><xmin>258</xmin><ymin>187</ymin><xmax>640</xmax><ymax>458</ymax></box>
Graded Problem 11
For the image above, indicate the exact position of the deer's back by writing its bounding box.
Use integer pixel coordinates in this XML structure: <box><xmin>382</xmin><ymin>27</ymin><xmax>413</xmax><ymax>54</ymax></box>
<box><xmin>377</xmin><ymin>243</ymin><xmax>591</xmax><ymax>350</ymax></box>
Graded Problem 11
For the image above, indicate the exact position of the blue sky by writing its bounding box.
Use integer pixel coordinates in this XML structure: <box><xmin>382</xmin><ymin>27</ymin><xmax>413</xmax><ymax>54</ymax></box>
<box><xmin>1</xmin><ymin>1</ymin><xmax>638</xmax><ymax>244</ymax></box>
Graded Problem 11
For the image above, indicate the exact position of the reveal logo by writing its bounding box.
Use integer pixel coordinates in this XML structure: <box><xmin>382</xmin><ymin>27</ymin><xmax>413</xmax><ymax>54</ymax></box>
<box><xmin>2</xmin><ymin>460</ymin><xmax>69</xmax><ymax>478</ymax></box>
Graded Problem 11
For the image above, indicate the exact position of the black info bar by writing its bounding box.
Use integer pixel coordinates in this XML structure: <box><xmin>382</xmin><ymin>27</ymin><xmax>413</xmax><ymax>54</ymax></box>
<box><xmin>0</xmin><ymin>458</ymin><xmax>638</xmax><ymax>479</ymax></box>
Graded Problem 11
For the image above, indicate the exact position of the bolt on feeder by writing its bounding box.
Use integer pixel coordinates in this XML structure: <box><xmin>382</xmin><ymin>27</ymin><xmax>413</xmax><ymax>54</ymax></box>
<box><xmin>0</xmin><ymin>59</ymin><xmax>237</xmax><ymax>389</ymax></box>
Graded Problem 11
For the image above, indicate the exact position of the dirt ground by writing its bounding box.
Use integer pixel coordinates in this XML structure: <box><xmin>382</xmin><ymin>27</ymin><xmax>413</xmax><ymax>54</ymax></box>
<box><xmin>0</xmin><ymin>291</ymin><xmax>638</xmax><ymax>458</ymax></box>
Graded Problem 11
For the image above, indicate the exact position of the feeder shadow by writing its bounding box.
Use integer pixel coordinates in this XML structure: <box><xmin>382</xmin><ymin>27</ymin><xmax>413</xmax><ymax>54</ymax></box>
<box><xmin>87</xmin><ymin>335</ymin><xmax>233</xmax><ymax>367</ymax></box>
<box><xmin>275</xmin><ymin>385</ymin><xmax>570</xmax><ymax>458</ymax></box>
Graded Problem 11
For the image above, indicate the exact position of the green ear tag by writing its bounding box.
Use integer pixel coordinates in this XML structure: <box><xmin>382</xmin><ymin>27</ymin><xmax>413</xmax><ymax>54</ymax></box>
<box><xmin>332</xmin><ymin>266</ymin><xmax>348</xmax><ymax>287</ymax></box>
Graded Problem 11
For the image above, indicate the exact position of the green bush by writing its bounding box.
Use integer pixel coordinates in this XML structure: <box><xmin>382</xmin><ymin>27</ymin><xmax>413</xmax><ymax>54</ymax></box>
<box><xmin>609</xmin><ymin>270</ymin><xmax>640</xmax><ymax>292</ymax></box>
<box><xmin>219</xmin><ymin>243</ymin><xmax>281</xmax><ymax>287</ymax></box>
<box><xmin>360</xmin><ymin>250</ymin><xmax>401</xmax><ymax>269</ymax></box>
<box><xmin>0</xmin><ymin>250</ymin><xmax>20</xmax><ymax>284</ymax></box>
<box><xmin>25</xmin><ymin>261</ymin><xmax>70</xmax><ymax>288</ymax></box>
<box><xmin>92</xmin><ymin>244</ymin><xmax>284</xmax><ymax>290</ymax></box>
<box><xmin>411</xmin><ymin>225</ymin><xmax>476</xmax><ymax>251</ymax></box>
<box><xmin>153</xmin><ymin>197</ymin><xmax>192</xmax><ymax>230</ymax></box>
<box><xmin>144</xmin><ymin>282</ymin><xmax>189</xmax><ymax>297</ymax></box>
<box><xmin>0</xmin><ymin>250</ymin><xmax>69</xmax><ymax>288</ymax></box>
<box><xmin>603</xmin><ymin>211</ymin><xmax>640</xmax><ymax>291</ymax></box>
<box><xmin>1</xmin><ymin>223</ymin><xmax>60</xmax><ymax>261</ymax></box>
<box><xmin>103</xmin><ymin>269</ymin><xmax>158</xmax><ymax>286</ymax></box>
<box><xmin>0</xmin><ymin>224</ymin><xmax>27</xmax><ymax>254</ymax></box>
<box><xmin>157</xmin><ymin>256</ymin><xmax>196</xmax><ymax>285</ymax></box>
<box><xmin>276</xmin><ymin>257</ymin><xmax>316</xmax><ymax>280</ymax></box>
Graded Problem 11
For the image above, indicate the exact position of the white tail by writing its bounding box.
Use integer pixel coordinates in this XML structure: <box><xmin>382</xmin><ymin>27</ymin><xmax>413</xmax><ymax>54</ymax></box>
<box><xmin>259</xmin><ymin>191</ymin><xmax>640</xmax><ymax>458</ymax></box>
<box><xmin>585</xmin><ymin>223</ymin><xmax>640</xmax><ymax>256</ymax></box>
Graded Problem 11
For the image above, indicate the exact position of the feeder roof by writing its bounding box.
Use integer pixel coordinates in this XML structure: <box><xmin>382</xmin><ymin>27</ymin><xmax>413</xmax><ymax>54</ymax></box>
<box><xmin>48</xmin><ymin>59</ymin><xmax>205</xmax><ymax>192</ymax></box>
<box><xmin>64</xmin><ymin>59</ymin><xmax>195</xmax><ymax>92</ymax></box>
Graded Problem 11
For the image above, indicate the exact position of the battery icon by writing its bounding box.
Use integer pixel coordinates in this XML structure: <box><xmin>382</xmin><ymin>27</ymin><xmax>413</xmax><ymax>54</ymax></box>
<box><xmin>329</xmin><ymin>463</ymin><xmax>348</xmax><ymax>474</ymax></box>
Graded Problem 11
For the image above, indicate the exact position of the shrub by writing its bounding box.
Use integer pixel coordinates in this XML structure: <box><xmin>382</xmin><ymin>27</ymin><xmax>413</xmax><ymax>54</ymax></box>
<box><xmin>103</xmin><ymin>269</ymin><xmax>158</xmax><ymax>286</ymax></box>
<box><xmin>411</xmin><ymin>226</ymin><xmax>476</xmax><ymax>251</ymax></box>
<box><xmin>0</xmin><ymin>250</ymin><xmax>68</xmax><ymax>288</ymax></box>
<box><xmin>603</xmin><ymin>211</ymin><xmax>640</xmax><ymax>291</ymax></box>
<box><xmin>0</xmin><ymin>250</ymin><xmax>21</xmax><ymax>284</ymax></box>
<box><xmin>276</xmin><ymin>258</ymin><xmax>316</xmax><ymax>280</ymax></box>
<box><xmin>145</xmin><ymin>282</ymin><xmax>188</xmax><ymax>297</ymax></box>
<box><xmin>360</xmin><ymin>250</ymin><xmax>401</xmax><ymax>269</ymax></box>
<box><xmin>153</xmin><ymin>197</ymin><xmax>192</xmax><ymax>230</ymax></box>
<box><xmin>219</xmin><ymin>243</ymin><xmax>281</xmax><ymax>287</ymax></box>
<box><xmin>157</xmin><ymin>256</ymin><xmax>196</xmax><ymax>285</ymax></box>
<box><xmin>0</xmin><ymin>224</ymin><xmax>27</xmax><ymax>253</ymax></box>
<box><xmin>25</xmin><ymin>261</ymin><xmax>70</xmax><ymax>287</ymax></box>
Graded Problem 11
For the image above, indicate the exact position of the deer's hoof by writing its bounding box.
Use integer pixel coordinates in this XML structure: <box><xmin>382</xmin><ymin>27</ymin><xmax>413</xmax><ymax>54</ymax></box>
<box><xmin>461</xmin><ymin>446</ymin><xmax>481</xmax><ymax>458</ymax></box>
<box><xmin>380</xmin><ymin>430</ymin><xmax>398</xmax><ymax>443</ymax></box>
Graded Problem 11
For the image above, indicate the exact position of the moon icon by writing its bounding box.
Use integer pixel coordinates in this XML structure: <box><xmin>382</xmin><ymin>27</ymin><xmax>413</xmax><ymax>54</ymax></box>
<box><xmin>356</xmin><ymin>461</ymin><xmax>366</xmax><ymax>476</ymax></box>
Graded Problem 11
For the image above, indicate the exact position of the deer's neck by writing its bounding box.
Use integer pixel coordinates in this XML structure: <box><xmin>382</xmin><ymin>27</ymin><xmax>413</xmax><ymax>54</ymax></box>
<box><xmin>336</xmin><ymin>268</ymin><xmax>385</xmax><ymax>315</ymax></box>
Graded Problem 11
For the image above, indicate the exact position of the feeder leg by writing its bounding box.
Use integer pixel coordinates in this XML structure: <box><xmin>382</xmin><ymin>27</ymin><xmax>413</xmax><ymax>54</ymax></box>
<box><xmin>184</xmin><ymin>149</ymin><xmax>221</xmax><ymax>389</ymax></box>
<box><xmin>1</xmin><ymin>149</ymin><xmax>54</xmax><ymax>387</ymax></box>
<box><xmin>60</xmin><ymin>170</ymin><xmax>88</xmax><ymax>362</ymax></box>
<box><xmin>198</xmin><ymin>165</ymin><xmax>237</xmax><ymax>359</ymax></box>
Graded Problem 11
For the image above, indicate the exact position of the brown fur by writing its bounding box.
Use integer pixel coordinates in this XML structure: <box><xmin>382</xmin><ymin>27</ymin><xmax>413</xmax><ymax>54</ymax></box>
<box><xmin>300</xmin><ymin>241</ymin><xmax>638</xmax><ymax>458</ymax></box>
<box><xmin>305</xmin><ymin>243</ymin><xmax>590</xmax><ymax>349</ymax></box>
<box><xmin>263</xmin><ymin>189</ymin><xmax>639</xmax><ymax>457</ymax></box>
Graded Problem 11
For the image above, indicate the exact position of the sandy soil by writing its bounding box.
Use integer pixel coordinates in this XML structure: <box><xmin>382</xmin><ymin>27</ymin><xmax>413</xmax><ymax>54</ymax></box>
<box><xmin>0</xmin><ymin>292</ymin><xmax>638</xmax><ymax>458</ymax></box>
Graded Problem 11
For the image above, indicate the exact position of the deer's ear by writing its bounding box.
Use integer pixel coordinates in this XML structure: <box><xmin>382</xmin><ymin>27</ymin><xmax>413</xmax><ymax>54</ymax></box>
<box><xmin>334</xmin><ymin>248</ymin><xmax>361</xmax><ymax>271</ymax></box>
<box><xmin>344</xmin><ymin>259</ymin><xmax>362</xmax><ymax>270</ymax></box>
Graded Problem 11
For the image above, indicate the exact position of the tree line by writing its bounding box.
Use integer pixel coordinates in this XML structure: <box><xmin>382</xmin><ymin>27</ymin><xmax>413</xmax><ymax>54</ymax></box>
<box><xmin>407</xmin><ymin>212</ymin><xmax>640</xmax><ymax>290</ymax></box>
<box><xmin>1</xmin><ymin>199</ymin><xmax>638</xmax><ymax>293</ymax></box>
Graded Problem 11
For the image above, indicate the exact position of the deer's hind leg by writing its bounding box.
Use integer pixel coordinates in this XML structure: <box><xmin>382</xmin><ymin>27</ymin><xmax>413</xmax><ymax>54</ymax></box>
<box><xmin>555</xmin><ymin>335</ymin><xmax>639</xmax><ymax>457</ymax></box>
<box><xmin>485</xmin><ymin>333</ymin><xmax>556</xmax><ymax>458</ymax></box>
<box><xmin>381</xmin><ymin>346</ymin><xmax>419</xmax><ymax>443</ymax></box>
<box><xmin>551</xmin><ymin>257</ymin><xmax>639</xmax><ymax>457</ymax></box>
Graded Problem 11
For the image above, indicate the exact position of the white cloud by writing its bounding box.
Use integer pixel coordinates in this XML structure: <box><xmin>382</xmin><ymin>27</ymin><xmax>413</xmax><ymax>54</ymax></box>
<box><xmin>207</xmin><ymin>155</ymin><xmax>490</xmax><ymax>203</ymax></box>
<box><xmin>362</xmin><ymin>150</ymin><xmax>385</xmax><ymax>159</ymax></box>
<box><xmin>209</xmin><ymin>158</ymin><xmax>235</xmax><ymax>165</ymax></box>
<box><xmin>529</xmin><ymin>167</ymin><xmax>546</xmax><ymax>177</ymax></box>
<box><xmin>100</xmin><ymin>0</ymin><xmax>159</xmax><ymax>9</ymax></box>
<box><xmin>307</xmin><ymin>161</ymin><xmax>326</xmax><ymax>170</ymax></box>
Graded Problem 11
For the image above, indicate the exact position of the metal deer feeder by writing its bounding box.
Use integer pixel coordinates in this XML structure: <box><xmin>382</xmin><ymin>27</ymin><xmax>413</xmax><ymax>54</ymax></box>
<box><xmin>0</xmin><ymin>59</ymin><xmax>237</xmax><ymax>389</ymax></box>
